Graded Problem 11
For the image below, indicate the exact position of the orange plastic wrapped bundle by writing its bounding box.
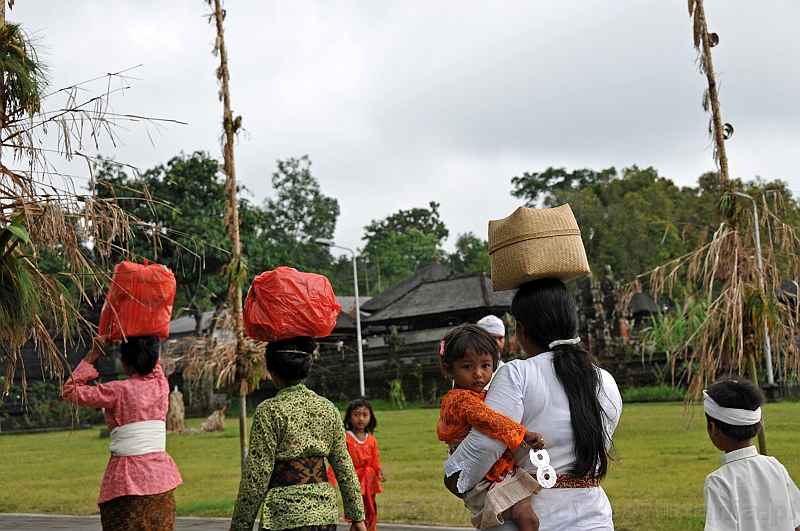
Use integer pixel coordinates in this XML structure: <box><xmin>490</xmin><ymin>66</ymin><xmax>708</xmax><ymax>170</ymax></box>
<box><xmin>243</xmin><ymin>266</ymin><xmax>341</xmax><ymax>342</ymax></box>
<box><xmin>98</xmin><ymin>260</ymin><xmax>177</xmax><ymax>341</ymax></box>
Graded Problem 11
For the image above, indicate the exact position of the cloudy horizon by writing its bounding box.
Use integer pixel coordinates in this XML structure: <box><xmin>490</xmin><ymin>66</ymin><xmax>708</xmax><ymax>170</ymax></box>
<box><xmin>11</xmin><ymin>0</ymin><xmax>799</xmax><ymax>256</ymax></box>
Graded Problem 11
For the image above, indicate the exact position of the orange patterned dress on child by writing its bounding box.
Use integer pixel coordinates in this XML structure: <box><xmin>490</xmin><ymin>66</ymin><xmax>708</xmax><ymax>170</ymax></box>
<box><xmin>329</xmin><ymin>431</ymin><xmax>383</xmax><ymax>531</ymax></box>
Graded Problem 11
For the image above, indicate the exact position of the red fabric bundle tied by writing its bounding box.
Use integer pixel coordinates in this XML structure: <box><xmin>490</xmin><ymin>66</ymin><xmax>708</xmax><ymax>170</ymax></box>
<box><xmin>243</xmin><ymin>266</ymin><xmax>342</xmax><ymax>342</ymax></box>
<box><xmin>98</xmin><ymin>260</ymin><xmax>177</xmax><ymax>341</ymax></box>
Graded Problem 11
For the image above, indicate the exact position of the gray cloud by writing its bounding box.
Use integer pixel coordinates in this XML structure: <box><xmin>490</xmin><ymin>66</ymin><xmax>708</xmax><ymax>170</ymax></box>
<box><xmin>12</xmin><ymin>0</ymin><xmax>799</xmax><ymax>255</ymax></box>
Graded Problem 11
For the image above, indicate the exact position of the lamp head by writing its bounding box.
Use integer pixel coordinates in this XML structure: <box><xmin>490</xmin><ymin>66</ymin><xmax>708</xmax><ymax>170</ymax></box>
<box><xmin>315</xmin><ymin>238</ymin><xmax>334</xmax><ymax>246</ymax></box>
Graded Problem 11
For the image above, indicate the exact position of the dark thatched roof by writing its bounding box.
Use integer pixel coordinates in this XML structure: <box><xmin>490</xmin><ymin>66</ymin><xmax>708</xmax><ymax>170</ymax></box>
<box><xmin>334</xmin><ymin>296</ymin><xmax>373</xmax><ymax>331</ymax></box>
<box><xmin>360</xmin><ymin>263</ymin><xmax>458</xmax><ymax>313</ymax></box>
<box><xmin>778</xmin><ymin>279</ymin><xmax>800</xmax><ymax>300</ymax></box>
<box><xmin>363</xmin><ymin>271</ymin><xmax>513</xmax><ymax>325</ymax></box>
<box><xmin>627</xmin><ymin>292</ymin><xmax>660</xmax><ymax>315</ymax></box>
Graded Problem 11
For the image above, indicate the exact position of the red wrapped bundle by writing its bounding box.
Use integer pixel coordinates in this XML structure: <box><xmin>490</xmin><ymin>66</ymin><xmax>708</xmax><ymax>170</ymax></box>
<box><xmin>243</xmin><ymin>267</ymin><xmax>341</xmax><ymax>342</ymax></box>
<box><xmin>98</xmin><ymin>260</ymin><xmax>177</xmax><ymax>341</ymax></box>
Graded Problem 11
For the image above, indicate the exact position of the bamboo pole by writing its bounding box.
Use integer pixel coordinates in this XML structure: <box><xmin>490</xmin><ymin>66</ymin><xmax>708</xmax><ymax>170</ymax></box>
<box><xmin>1</xmin><ymin>0</ymin><xmax>5</xmax><ymax>166</ymax></box>
<box><xmin>747</xmin><ymin>354</ymin><xmax>768</xmax><ymax>455</ymax></box>
<box><xmin>692</xmin><ymin>0</ymin><xmax>730</xmax><ymax>187</ymax></box>
<box><xmin>692</xmin><ymin>4</ymin><xmax>768</xmax><ymax>453</ymax></box>
<box><xmin>208</xmin><ymin>0</ymin><xmax>249</xmax><ymax>471</ymax></box>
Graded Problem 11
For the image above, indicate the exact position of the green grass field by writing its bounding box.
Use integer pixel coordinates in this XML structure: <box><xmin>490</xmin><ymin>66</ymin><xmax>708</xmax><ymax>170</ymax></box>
<box><xmin>1</xmin><ymin>401</ymin><xmax>799</xmax><ymax>530</ymax></box>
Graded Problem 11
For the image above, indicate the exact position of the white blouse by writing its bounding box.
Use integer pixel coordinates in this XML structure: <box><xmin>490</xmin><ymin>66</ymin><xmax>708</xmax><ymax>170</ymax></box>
<box><xmin>444</xmin><ymin>351</ymin><xmax>623</xmax><ymax>531</ymax></box>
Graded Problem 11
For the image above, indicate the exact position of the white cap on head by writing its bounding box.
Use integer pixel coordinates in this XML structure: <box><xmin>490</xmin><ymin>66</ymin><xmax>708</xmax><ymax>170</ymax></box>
<box><xmin>477</xmin><ymin>315</ymin><xmax>505</xmax><ymax>336</ymax></box>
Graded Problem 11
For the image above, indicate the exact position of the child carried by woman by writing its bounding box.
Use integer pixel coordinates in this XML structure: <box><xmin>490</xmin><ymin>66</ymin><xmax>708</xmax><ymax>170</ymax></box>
<box><xmin>437</xmin><ymin>324</ymin><xmax>545</xmax><ymax>531</ymax></box>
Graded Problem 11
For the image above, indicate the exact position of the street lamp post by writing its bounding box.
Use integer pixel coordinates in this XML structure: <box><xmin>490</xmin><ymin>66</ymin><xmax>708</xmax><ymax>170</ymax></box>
<box><xmin>315</xmin><ymin>238</ymin><xmax>365</xmax><ymax>396</ymax></box>
<box><xmin>734</xmin><ymin>192</ymin><xmax>775</xmax><ymax>386</ymax></box>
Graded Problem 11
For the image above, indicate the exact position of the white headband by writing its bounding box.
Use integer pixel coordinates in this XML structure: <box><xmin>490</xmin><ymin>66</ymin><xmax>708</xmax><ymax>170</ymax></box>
<box><xmin>703</xmin><ymin>390</ymin><xmax>762</xmax><ymax>426</ymax></box>
<box><xmin>548</xmin><ymin>337</ymin><xmax>581</xmax><ymax>349</ymax></box>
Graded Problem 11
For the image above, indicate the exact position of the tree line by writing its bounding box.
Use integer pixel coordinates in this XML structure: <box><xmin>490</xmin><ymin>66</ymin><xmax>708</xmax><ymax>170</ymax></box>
<box><xmin>83</xmin><ymin>151</ymin><xmax>798</xmax><ymax>328</ymax></box>
<box><xmin>85</xmin><ymin>152</ymin><xmax>491</xmax><ymax>326</ymax></box>
<box><xmin>512</xmin><ymin>166</ymin><xmax>800</xmax><ymax>287</ymax></box>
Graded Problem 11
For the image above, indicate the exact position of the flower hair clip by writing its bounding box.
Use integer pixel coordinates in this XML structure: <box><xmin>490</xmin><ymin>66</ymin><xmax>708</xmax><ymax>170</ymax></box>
<box><xmin>497</xmin><ymin>351</ymin><xmax>502</xmax><ymax>359</ymax></box>
<box><xmin>439</xmin><ymin>340</ymin><xmax>446</xmax><ymax>356</ymax></box>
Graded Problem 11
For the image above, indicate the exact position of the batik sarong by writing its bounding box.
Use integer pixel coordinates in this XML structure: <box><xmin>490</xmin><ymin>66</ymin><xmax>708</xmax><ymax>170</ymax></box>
<box><xmin>99</xmin><ymin>489</ymin><xmax>175</xmax><ymax>531</ymax></box>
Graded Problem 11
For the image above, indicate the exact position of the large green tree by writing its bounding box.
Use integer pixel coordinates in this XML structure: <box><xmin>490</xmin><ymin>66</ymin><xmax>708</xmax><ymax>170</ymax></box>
<box><xmin>446</xmin><ymin>232</ymin><xmax>491</xmax><ymax>275</ymax></box>
<box><xmin>96</xmin><ymin>152</ymin><xmax>232</xmax><ymax>332</ymax></box>
<box><xmin>511</xmin><ymin>165</ymin><xmax>799</xmax><ymax>285</ymax></box>
<box><xmin>244</xmin><ymin>155</ymin><xmax>339</xmax><ymax>276</ymax></box>
<box><xmin>513</xmin><ymin>165</ymin><xmax>706</xmax><ymax>281</ymax></box>
<box><xmin>361</xmin><ymin>201</ymin><xmax>448</xmax><ymax>291</ymax></box>
<box><xmin>511</xmin><ymin>167</ymin><xmax>618</xmax><ymax>206</ymax></box>
<box><xmin>97</xmin><ymin>153</ymin><xmax>342</xmax><ymax>328</ymax></box>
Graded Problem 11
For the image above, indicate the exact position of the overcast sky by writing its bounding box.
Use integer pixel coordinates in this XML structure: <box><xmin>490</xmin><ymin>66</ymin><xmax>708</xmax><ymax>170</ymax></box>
<box><xmin>12</xmin><ymin>1</ymin><xmax>800</xmax><ymax>255</ymax></box>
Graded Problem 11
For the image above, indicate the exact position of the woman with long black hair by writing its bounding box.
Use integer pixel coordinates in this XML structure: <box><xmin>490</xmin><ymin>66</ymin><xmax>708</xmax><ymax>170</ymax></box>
<box><xmin>444</xmin><ymin>278</ymin><xmax>622</xmax><ymax>530</ymax></box>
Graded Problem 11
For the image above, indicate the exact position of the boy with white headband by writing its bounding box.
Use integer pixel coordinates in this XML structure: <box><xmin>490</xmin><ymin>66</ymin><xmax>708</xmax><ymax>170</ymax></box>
<box><xmin>703</xmin><ymin>379</ymin><xmax>800</xmax><ymax>531</ymax></box>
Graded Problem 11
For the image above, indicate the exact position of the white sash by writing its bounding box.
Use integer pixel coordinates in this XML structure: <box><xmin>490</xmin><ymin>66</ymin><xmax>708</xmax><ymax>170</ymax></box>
<box><xmin>109</xmin><ymin>420</ymin><xmax>167</xmax><ymax>457</ymax></box>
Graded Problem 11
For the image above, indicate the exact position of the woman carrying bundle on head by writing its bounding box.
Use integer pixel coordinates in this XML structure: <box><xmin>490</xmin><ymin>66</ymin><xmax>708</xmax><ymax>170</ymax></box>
<box><xmin>230</xmin><ymin>266</ymin><xmax>365</xmax><ymax>531</ymax></box>
<box><xmin>228</xmin><ymin>337</ymin><xmax>366</xmax><ymax>531</ymax></box>
<box><xmin>62</xmin><ymin>335</ymin><xmax>182</xmax><ymax>531</ymax></box>
<box><xmin>444</xmin><ymin>278</ymin><xmax>623</xmax><ymax>531</ymax></box>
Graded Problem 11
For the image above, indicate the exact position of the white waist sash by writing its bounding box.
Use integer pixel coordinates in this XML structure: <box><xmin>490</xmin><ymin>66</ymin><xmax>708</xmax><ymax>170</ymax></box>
<box><xmin>109</xmin><ymin>420</ymin><xmax>167</xmax><ymax>457</ymax></box>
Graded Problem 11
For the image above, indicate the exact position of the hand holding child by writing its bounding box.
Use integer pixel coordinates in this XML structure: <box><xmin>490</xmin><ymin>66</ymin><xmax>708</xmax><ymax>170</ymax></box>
<box><xmin>522</xmin><ymin>430</ymin><xmax>546</xmax><ymax>451</ymax></box>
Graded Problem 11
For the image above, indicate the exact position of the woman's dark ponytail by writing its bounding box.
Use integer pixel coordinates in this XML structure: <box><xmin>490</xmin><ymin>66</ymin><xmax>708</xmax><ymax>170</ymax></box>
<box><xmin>551</xmin><ymin>343</ymin><xmax>607</xmax><ymax>480</ymax></box>
<box><xmin>512</xmin><ymin>278</ymin><xmax>610</xmax><ymax>481</ymax></box>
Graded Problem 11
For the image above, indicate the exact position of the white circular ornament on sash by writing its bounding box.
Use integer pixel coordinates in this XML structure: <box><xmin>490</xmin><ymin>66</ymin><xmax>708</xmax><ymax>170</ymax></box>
<box><xmin>529</xmin><ymin>448</ymin><xmax>557</xmax><ymax>488</ymax></box>
<box><xmin>530</xmin><ymin>449</ymin><xmax>550</xmax><ymax>467</ymax></box>
<box><xmin>536</xmin><ymin>465</ymin><xmax>557</xmax><ymax>488</ymax></box>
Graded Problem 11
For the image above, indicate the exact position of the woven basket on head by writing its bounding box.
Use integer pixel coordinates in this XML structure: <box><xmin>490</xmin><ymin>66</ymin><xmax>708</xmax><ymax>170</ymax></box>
<box><xmin>488</xmin><ymin>204</ymin><xmax>590</xmax><ymax>291</ymax></box>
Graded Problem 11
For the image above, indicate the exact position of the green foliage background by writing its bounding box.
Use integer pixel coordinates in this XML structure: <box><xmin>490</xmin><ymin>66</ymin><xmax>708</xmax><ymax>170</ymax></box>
<box><xmin>512</xmin><ymin>166</ymin><xmax>800</xmax><ymax>286</ymax></box>
<box><xmin>88</xmin><ymin>155</ymin><xmax>800</xmax><ymax>311</ymax></box>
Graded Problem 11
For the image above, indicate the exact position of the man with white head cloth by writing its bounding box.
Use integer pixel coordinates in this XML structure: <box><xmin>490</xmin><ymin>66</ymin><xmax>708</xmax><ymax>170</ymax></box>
<box><xmin>477</xmin><ymin>315</ymin><xmax>506</xmax><ymax>390</ymax></box>
<box><xmin>477</xmin><ymin>315</ymin><xmax>505</xmax><ymax>350</ymax></box>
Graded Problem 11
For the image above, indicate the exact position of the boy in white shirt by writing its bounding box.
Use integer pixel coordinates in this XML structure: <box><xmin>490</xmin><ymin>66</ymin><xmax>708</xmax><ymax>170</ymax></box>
<box><xmin>703</xmin><ymin>379</ymin><xmax>800</xmax><ymax>531</ymax></box>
